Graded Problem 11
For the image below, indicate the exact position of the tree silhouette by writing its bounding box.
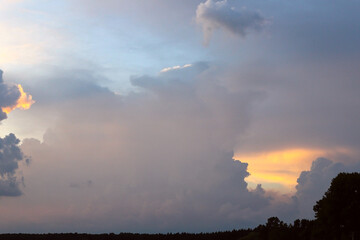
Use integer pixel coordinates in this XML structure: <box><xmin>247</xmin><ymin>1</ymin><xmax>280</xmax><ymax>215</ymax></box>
<box><xmin>313</xmin><ymin>172</ymin><xmax>360</xmax><ymax>240</ymax></box>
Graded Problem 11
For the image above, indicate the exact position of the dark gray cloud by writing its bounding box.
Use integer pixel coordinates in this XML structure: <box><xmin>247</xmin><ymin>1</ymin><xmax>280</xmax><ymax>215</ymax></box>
<box><xmin>269</xmin><ymin>0</ymin><xmax>360</xmax><ymax>61</ymax></box>
<box><xmin>196</xmin><ymin>0</ymin><xmax>266</xmax><ymax>45</ymax></box>
<box><xmin>0</xmin><ymin>70</ymin><xmax>30</xmax><ymax>197</ymax></box>
<box><xmin>0</xmin><ymin>133</ymin><xmax>26</xmax><ymax>196</ymax></box>
<box><xmin>0</xmin><ymin>70</ymin><xmax>21</xmax><ymax>121</ymax></box>
<box><xmin>225</xmin><ymin>0</ymin><xmax>360</xmax><ymax>155</ymax></box>
<box><xmin>231</xmin><ymin>57</ymin><xmax>360</xmax><ymax>155</ymax></box>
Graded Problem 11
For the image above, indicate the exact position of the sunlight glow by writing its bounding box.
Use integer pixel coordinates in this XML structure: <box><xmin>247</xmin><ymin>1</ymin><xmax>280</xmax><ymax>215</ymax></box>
<box><xmin>234</xmin><ymin>148</ymin><xmax>325</xmax><ymax>191</ymax></box>
<box><xmin>2</xmin><ymin>84</ymin><xmax>35</xmax><ymax>114</ymax></box>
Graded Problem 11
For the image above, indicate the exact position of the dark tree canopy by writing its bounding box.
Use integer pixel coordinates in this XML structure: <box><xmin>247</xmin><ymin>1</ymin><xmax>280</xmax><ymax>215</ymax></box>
<box><xmin>313</xmin><ymin>172</ymin><xmax>360</xmax><ymax>238</ymax></box>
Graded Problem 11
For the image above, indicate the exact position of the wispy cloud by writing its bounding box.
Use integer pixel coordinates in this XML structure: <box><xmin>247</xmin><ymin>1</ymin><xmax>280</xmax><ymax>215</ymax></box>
<box><xmin>160</xmin><ymin>64</ymin><xmax>192</xmax><ymax>73</ymax></box>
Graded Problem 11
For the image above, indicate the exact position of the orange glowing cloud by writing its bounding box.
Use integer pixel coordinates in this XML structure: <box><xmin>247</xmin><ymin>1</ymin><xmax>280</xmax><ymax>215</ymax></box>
<box><xmin>1</xmin><ymin>84</ymin><xmax>34</xmax><ymax>114</ymax></box>
<box><xmin>234</xmin><ymin>148</ymin><xmax>325</xmax><ymax>192</ymax></box>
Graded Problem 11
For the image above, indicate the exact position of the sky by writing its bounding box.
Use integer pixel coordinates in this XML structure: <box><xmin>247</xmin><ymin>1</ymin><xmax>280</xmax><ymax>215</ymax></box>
<box><xmin>1</xmin><ymin>0</ymin><xmax>360</xmax><ymax>233</ymax></box>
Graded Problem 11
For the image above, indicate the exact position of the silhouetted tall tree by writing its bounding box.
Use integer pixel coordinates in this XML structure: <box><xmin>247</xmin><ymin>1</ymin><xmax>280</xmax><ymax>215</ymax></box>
<box><xmin>313</xmin><ymin>172</ymin><xmax>360</xmax><ymax>240</ymax></box>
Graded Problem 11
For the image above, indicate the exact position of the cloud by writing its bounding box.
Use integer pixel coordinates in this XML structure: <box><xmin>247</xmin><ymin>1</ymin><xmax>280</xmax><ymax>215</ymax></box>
<box><xmin>10</xmin><ymin>64</ymin><xmax>281</xmax><ymax>233</ymax></box>
<box><xmin>7</xmin><ymin>56</ymin><xmax>360</xmax><ymax>232</ymax></box>
<box><xmin>2</xmin><ymin>1</ymin><xmax>360</xmax><ymax>232</ymax></box>
<box><xmin>196</xmin><ymin>0</ymin><xmax>266</xmax><ymax>45</ymax></box>
<box><xmin>293</xmin><ymin>157</ymin><xmax>360</xmax><ymax>219</ymax></box>
<box><xmin>0</xmin><ymin>133</ymin><xmax>27</xmax><ymax>196</ymax></box>
<box><xmin>0</xmin><ymin>69</ymin><xmax>34</xmax><ymax>121</ymax></box>
<box><xmin>0</xmin><ymin>69</ymin><xmax>33</xmax><ymax>197</ymax></box>
<box><xmin>0</xmin><ymin>70</ymin><xmax>21</xmax><ymax>121</ymax></box>
<box><xmin>160</xmin><ymin>64</ymin><xmax>192</xmax><ymax>73</ymax></box>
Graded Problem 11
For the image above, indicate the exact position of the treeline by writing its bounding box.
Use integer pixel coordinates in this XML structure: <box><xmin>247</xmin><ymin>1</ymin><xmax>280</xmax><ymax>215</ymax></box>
<box><xmin>0</xmin><ymin>230</ymin><xmax>252</xmax><ymax>240</ymax></box>
<box><xmin>1</xmin><ymin>216</ymin><xmax>357</xmax><ymax>240</ymax></box>
<box><xmin>0</xmin><ymin>217</ymin><xmax>358</xmax><ymax>240</ymax></box>
<box><xmin>240</xmin><ymin>217</ymin><xmax>355</xmax><ymax>240</ymax></box>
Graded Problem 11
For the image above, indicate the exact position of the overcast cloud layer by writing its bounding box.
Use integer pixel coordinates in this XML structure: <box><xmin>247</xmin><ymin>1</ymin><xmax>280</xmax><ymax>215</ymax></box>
<box><xmin>1</xmin><ymin>0</ymin><xmax>360</xmax><ymax>233</ymax></box>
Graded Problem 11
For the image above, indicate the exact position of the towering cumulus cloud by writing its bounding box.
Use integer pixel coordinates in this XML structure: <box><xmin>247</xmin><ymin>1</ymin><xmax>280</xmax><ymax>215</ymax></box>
<box><xmin>16</xmin><ymin>63</ymin><xmax>283</xmax><ymax>232</ymax></box>
<box><xmin>196</xmin><ymin>0</ymin><xmax>266</xmax><ymax>45</ymax></box>
<box><xmin>0</xmin><ymin>69</ymin><xmax>33</xmax><ymax>196</ymax></box>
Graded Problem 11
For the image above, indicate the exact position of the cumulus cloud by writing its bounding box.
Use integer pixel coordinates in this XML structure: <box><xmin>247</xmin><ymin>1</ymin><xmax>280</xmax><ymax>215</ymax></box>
<box><xmin>293</xmin><ymin>157</ymin><xmax>360</xmax><ymax>219</ymax></box>
<box><xmin>0</xmin><ymin>133</ymin><xmax>27</xmax><ymax>196</ymax></box>
<box><xmin>196</xmin><ymin>0</ymin><xmax>266</xmax><ymax>45</ymax></box>
<box><xmin>0</xmin><ymin>69</ymin><xmax>34</xmax><ymax>122</ymax></box>
<box><xmin>7</xmin><ymin>59</ymin><xmax>360</xmax><ymax>232</ymax></box>
<box><xmin>0</xmin><ymin>70</ymin><xmax>21</xmax><ymax>121</ymax></box>
<box><xmin>11</xmin><ymin>64</ymin><xmax>281</xmax><ymax>233</ymax></box>
<box><xmin>0</xmin><ymin>69</ymin><xmax>33</xmax><ymax>197</ymax></box>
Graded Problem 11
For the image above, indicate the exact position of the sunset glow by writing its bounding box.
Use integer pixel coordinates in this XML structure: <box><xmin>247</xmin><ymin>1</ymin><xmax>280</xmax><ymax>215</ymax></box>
<box><xmin>235</xmin><ymin>149</ymin><xmax>325</xmax><ymax>191</ymax></box>
<box><xmin>1</xmin><ymin>84</ymin><xmax>35</xmax><ymax>114</ymax></box>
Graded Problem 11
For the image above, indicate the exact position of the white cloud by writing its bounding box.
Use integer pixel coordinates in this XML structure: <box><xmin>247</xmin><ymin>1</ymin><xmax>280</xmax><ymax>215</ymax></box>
<box><xmin>160</xmin><ymin>64</ymin><xmax>192</xmax><ymax>73</ymax></box>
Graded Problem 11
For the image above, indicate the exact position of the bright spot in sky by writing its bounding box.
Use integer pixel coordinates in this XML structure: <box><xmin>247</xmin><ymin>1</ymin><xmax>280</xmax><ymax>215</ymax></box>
<box><xmin>160</xmin><ymin>64</ymin><xmax>192</xmax><ymax>73</ymax></box>
<box><xmin>235</xmin><ymin>148</ymin><xmax>325</xmax><ymax>192</ymax></box>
